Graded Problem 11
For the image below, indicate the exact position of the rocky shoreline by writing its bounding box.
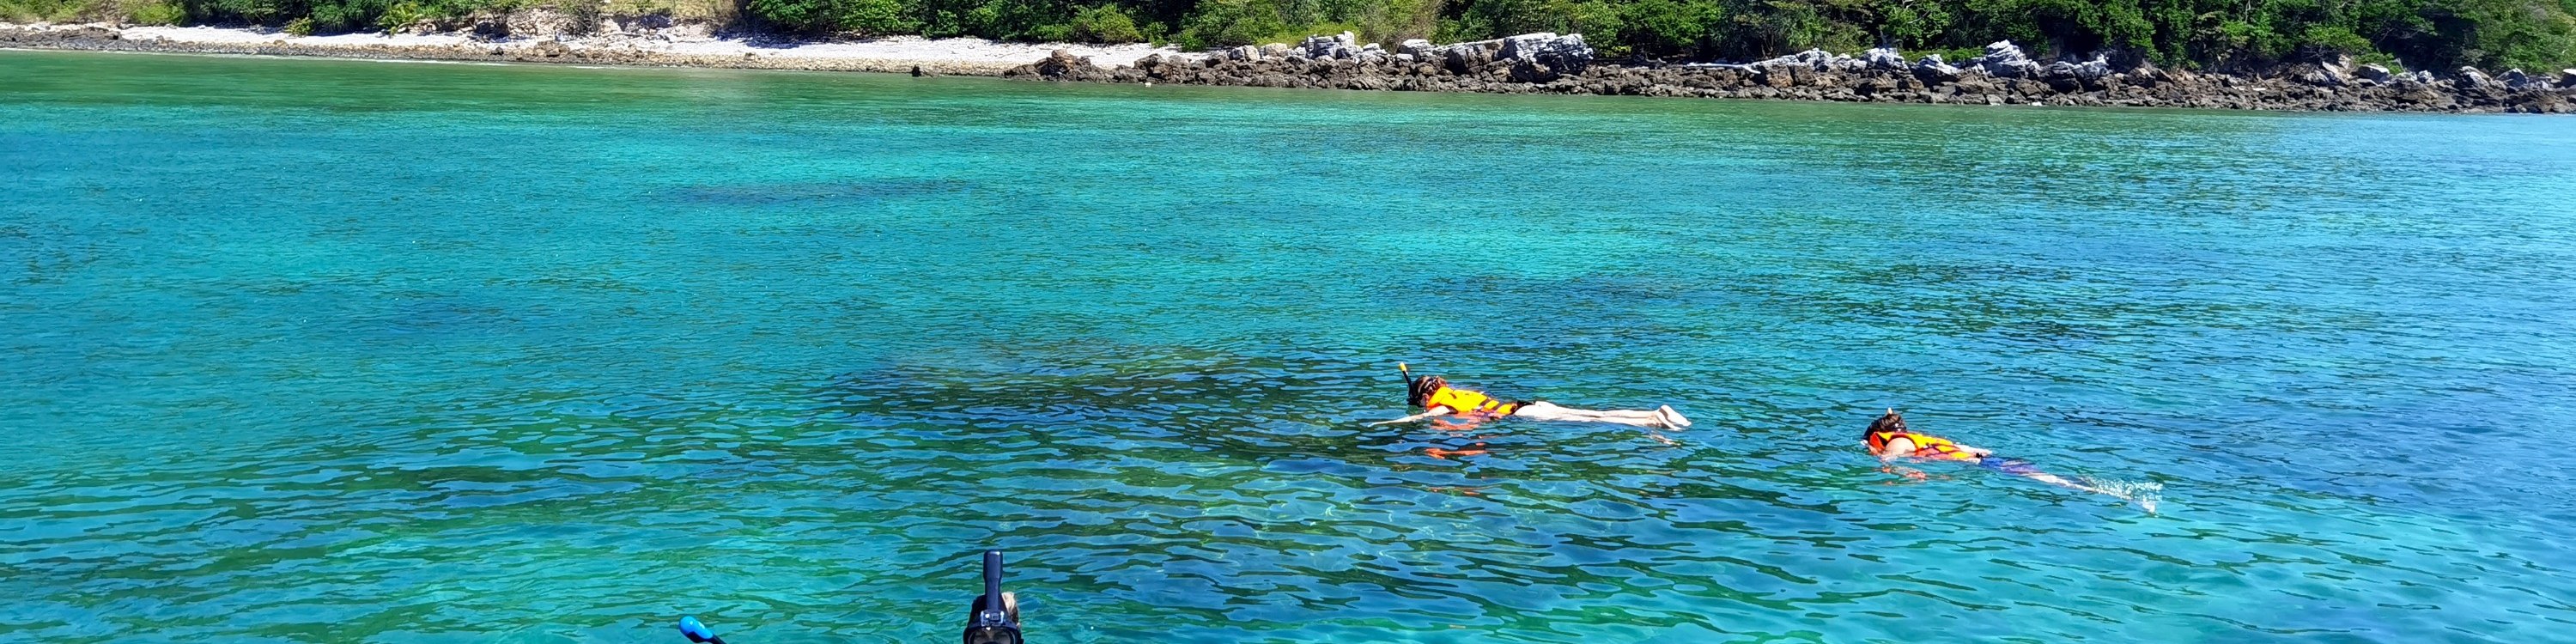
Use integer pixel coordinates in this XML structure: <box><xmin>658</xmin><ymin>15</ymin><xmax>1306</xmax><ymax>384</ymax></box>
<box><xmin>1011</xmin><ymin>33</ymin><xmax>2576</xmax><ymax>113</ymax></box>
<box><xmin>9</xmin><ymin>21</ymin><xmax>2573</xmax><ymax>113</ymax></box>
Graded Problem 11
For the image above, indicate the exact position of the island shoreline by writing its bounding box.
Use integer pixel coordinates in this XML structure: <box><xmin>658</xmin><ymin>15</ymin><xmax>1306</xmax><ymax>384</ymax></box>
<box><xmin>8</xmin><ymin>22</ymin><xmax>2573</xmax><ymax>113</ymax></box>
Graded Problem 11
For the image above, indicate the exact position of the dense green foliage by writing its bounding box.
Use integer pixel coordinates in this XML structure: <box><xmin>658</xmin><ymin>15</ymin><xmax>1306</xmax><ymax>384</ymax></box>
<box><xmin>10</xmin><ymin>0</ymin><xmax>2571</xmax><ymax>70</ymax></box>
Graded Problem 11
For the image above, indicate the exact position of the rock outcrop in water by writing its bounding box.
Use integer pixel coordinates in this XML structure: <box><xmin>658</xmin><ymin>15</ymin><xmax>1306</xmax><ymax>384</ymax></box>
<box><xmin>1005</xmin><ymin>34</ymin><xmax>2576</xmax><ymax>113</ymax></box>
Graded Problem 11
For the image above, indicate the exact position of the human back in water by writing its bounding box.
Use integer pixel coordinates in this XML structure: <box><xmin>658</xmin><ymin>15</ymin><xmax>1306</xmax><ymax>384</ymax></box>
<box><xmin>1866</xmin><ymin>409</ymin><xmax>2159</xmax><ymax>513</ymax></box>
<box><xmin>1369</xmin><ymin>365</ymin><xmax>1692</xmax><ymax>431</ymax></box>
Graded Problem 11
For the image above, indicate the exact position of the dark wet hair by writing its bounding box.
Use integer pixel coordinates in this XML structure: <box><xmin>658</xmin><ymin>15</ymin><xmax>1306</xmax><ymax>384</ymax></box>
<box><xmin>1407</xmin><ymin>375</ymin><xmax>1447</xmax><ymax>409</ymax></box>
<box><xmin>1866</xmin><ymin>410</ymin><xmax>1906</xmax><ymax>442</ymax></box>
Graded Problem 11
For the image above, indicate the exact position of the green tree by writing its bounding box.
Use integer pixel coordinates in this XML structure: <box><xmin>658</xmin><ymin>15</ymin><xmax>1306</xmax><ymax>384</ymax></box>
<box><xmin>1069</xmin><ymin>3</ymin><xmax>1146</xmax><ymax>41</ymax></box>
<box><xmin>1179</xmin><ymin>0</ymin><xmax>1288</xmax><ymax>47</ymax></box>
<box><xmin>1620</xmin><ymin>0</ymin><xmax>1725</xmax><ymax>56</ymax></box>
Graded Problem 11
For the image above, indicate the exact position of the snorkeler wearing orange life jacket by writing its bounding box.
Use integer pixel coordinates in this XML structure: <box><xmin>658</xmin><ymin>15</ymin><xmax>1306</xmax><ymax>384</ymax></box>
<box><xmin>1866</xmin><ymin>411</ymin><xmax>1990</xmax><ymax>462</ymax></box>
<box><xmin>1369</xmin><ymin>364</ymin><xmax>1692</xmax><ymax>430</ymax></box>
<box><xmin>1865</xmin><ymin>410</ymin><xmax>2152</xmax><ymax>511</ymax></box>
<box><xmin>1418</xmin><ymin>380</ymin><xmax>1525</xmax><ymax>417</ymax></box>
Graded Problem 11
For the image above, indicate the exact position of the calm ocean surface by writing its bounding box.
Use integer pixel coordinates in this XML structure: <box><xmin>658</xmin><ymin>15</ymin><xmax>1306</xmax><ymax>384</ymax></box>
<box><xmin>5</xmin><ymin>49</ymin><xmax>2575</xmax><ymax>643</ymax></box>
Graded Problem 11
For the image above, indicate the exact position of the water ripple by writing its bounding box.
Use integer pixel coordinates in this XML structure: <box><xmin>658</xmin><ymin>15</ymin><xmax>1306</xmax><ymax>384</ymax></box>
<box><xmin>5</xmin><ymin>51</ymin><xmax>2576</xmax><ymax>643</ymax></box>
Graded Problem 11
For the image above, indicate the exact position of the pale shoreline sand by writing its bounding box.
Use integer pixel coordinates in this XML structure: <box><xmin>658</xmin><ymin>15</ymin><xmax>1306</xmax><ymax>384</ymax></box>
<box><xmin>1</xmin><ymin>21</ymin><xmax>1183</xmax><ymax>74</ymax></box>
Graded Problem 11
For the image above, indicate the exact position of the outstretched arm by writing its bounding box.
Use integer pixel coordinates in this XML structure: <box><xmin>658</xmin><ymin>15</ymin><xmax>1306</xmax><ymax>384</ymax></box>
<box><xmin>1370</xmin><ymin>405</ymin><xmax>1455</xmax><ymax>427</ymax></box>
<box><xmin>1877</xmin><ymin>438</ymin><xmax>1929</xmax><ymax>480</ymax></box>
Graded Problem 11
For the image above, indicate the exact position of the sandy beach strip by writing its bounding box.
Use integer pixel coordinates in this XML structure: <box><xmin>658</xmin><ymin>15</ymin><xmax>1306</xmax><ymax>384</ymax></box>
<box><xmin>2</xmin><ymin>22</ymin><xmax>1188</xmax><ymax>75</ymax></box>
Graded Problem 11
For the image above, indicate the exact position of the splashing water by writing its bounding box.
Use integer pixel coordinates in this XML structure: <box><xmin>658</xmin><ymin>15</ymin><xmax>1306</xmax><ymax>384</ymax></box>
<box><xmin>2083</xmin><ymin>477</ymin><xmax>2166</xmax><ymax>513</ymax></box>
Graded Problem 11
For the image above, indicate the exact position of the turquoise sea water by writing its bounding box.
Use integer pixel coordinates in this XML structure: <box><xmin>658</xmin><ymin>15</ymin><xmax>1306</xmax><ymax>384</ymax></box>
<box><xmin>6</xmin><ymin>49</ymin><xmax>2576</xmax><ymax>643</ymax></box>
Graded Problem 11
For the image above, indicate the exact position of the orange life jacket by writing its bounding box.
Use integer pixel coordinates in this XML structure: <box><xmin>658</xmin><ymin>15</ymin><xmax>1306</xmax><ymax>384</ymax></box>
<box><xmin>1424</xmin><ymin>386</ymin><xmax>1521</xmax><ymax>416</ymax></box>
<box><xmin>1868</xmin><ymin>430</ymin><xmax>1977</xmax><ymax>461</ymax></box>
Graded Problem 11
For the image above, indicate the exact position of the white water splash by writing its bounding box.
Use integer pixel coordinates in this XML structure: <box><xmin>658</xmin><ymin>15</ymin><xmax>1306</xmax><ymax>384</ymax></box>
<box><xmin>2082</xmin><ymin>477</ymin><xmax>2165</xmax><ymax>514</ymax></box>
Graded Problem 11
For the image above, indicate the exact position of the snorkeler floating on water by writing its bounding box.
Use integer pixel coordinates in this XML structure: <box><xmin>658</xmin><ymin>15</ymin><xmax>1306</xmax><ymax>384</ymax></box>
<box><xmin>1866</xmin><ymin>409</ymin><xmax>2159</xmax><ymax>512</ymax></box>
<box><xmin>1370</xmin><ymin>363</ymin><xmax>1692</xmax><ymax>430</ymax></box>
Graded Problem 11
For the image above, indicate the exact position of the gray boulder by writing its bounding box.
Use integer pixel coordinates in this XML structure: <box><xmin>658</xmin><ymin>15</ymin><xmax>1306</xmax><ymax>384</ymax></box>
<box><xmin>2502</xmin><ymin>68</ymin><xmax>2543</xmax><ymax>90</ymax></box>
<box><xmin>1828</xmin><ymin>52</ymin><xmax>1868</xmax><ymax>73</ymax></box>
<box><xmin>1024</xmin><ymin>49</ymin><xmax>1092</xmax><ymax>78</ymax></box>
<box><xmin>1862</xmin><ymin>46</ymin><xmax>1905</xmax><ymax>70</ymax></box>
<box><xmin>1753</xmin><ymin>49</ymin><xmax>1839</xmax><ymax>71</ymax></box>
<box><xmin>1442</xmin><ymin>43</ymin><xmax>1491</xmax><ymax>73</ymax></box>
<box><xmin>1964</xmin><ymin>40</ymin><xmax>2043</xmax><ymax>78</ymax></box>
<box><xmin>1399</xmin><ymin>39</ymin><xmax>1433</xmax><ymax>57</ymax></box>
<box><xmin>1911</xmin><ymin>54</ymin><xmax>1961</xmax><ymax>82</ymax></box>
<box><xmin>2561</xmin><ymin>69</ymin><xmax>2576</xmax><ymax>87</ymax></box>
<box><xmin>2296</xmin><ymin>63</ymin><xmax>2348</xmax><ymax>87</ymax></box>
<box><xmin>2069</xmin><ymin>56</ymin><xmax>2113</xmax><ymax>81</ymax></box>
<box><xmin>2454</xmin><ymin>66</ymin><xmax>2497</xmax><ymax>90</ymax></box>
<box><xmin>2355</xmin><ymin>64</ymin><xmax>2394</xmax><ymax>84</ymax></box>
<box><xmin>1302</xmin><ymin>31</ymin><xmax>1360</xmax><ymax>59</ymax></box>
<box><xmin>1496</xmin><ymin>32</ymin><xmax>1595</xmax><ymax>75</ymax></box>
<box><xmin>1798</xmin><ymin>49</ymin><xmax>1839</xmax><ymax>70</ymax></box>
<box><xmin>468</xmin><ymin>16</ymin><xmax>510</xmax><ymax>40</ymax></box>
<box><xmin>1226</xmin><ymin>45</ymin><xmax>1260</xmax><ymax>61</ymax></box>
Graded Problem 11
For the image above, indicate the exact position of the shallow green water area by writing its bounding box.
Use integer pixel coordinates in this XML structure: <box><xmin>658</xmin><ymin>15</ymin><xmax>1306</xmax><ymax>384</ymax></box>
<box><xmin>7</xmin><ymin>50</ymin><xmax>2576</xmax><ymax>643</ymax></box>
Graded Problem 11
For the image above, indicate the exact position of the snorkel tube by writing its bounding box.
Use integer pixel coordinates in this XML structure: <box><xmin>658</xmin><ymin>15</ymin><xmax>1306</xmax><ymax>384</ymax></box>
<box><xmin>963</xmin><ymin>550</ymin><xmax>1022</xmax><ymax>644</ymax></box>
<box><xmin>1397</xmin><ymin>362</ymin><xmax>1417</xmax><ymax>407</ymax></box>
<box><xmin>673</xmin><ymin>549</ymin><xmax>1024</xmax><ymax>644</ymax></box>
<box><xmin>675</xmin><ymin>616</ymin><xmax>726</xmax><ymax>644</ymax></box>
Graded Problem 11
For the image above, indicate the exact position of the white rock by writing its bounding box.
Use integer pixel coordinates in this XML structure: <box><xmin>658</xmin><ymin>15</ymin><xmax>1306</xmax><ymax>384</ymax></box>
<box><xmin>2069</xmin><ymin>56</ymin><xmax>2113</xmax><ymax>80</ymax></box>
<box><xmin>1299</xmin><ymin>31</ymin><xmax>1360</xmax><ymax>58</ymax></box>
<box><xmin>1964</xmin><ymin>40</ymin><xmax>2042</xmax><ymax>78</ymax></box>
<box><xmin>2454</xmin><ymin>66</ymin><xmax>2496</xmax><ymax>89</ymax></box>
<box><xmin>1495</xmin><ymin>32</ymin><xmax>1594</xmax><ymax>73</ymax></box>
<box><xmin>1911</xmin><ymin>55</ymin><xmax>1960</xmax><ymax>81</ymax></box>
<box><xmin>2356</xmin><ymin>64</ymin><xmax>2394</xmax><ymax>83</ymax></box>
<box><xmin>1862</xmin><ymin>46</ymin><xmax>1905</xmax><ymax>70</ymax></box>
<box><xmin>2299</xmin><ymin>63</ymin><xmax>2347</xmax><ymax>87</ymax></box>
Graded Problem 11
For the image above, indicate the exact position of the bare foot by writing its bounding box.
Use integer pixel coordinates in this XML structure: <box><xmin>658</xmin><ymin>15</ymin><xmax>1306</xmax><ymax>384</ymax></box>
<box><xmin>1657</xmin><ymin>405</ymin><xmax>1692</xmax><ymax>429</ymax></box>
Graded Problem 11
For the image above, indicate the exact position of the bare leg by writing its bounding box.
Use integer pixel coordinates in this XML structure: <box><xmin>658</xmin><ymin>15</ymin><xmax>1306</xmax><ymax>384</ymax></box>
<box><xmin>2020</xmin><ymin>471</ymin><xmax>2103</xmax><ymax>494</ymax></box>
<box><xmin>1515</xmin><ymin>402</ymin><xmax>1680</xmax><ymax>428</ymax></box>
<box><xmin>1987</xmin><ymin>459</ymin><xmax>2143</xmax><ymax>507</ymax></box>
